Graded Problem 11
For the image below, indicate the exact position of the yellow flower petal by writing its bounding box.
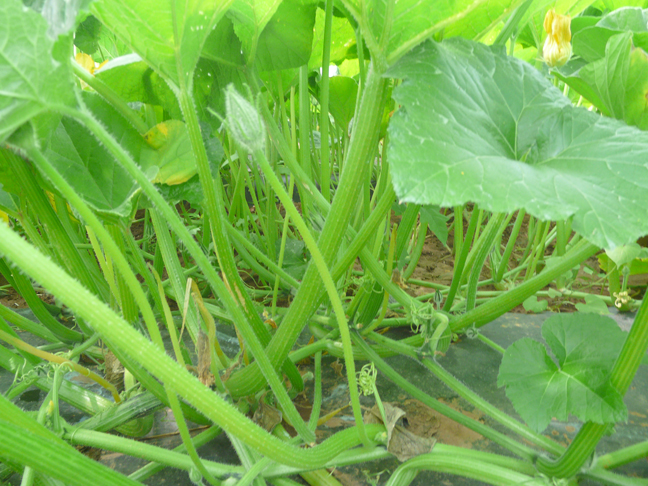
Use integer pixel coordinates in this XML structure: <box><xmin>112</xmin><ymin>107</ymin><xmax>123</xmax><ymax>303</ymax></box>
<box><xmin>75</xmin><ymin>53</ymin><xmax>95</xmax><ymax>74</ymax></box>
<box><xmin>543</xmin><ymin>9</ymin><xmax>572</xmax><ymax>68</ymax></box>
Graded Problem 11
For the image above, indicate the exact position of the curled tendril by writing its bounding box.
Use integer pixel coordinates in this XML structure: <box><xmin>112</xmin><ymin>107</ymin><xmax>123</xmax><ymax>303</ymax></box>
<box><xmin>357</xmin><ymin>362</ymin><xmax>377</xmax><ymax>397</ymax></box>
<box><xmin>409</xmin><ymin>302</ymin><xmax>436</xmax><ymax>334</ymax></box>
<box><xmin>57</xmin><ymin>361</ymin><xmax>76</xmax><ymax>374</ymax></box>
<box><xmin>359</xmin><ymin>275</ymin><xmax>374</xmax><ymax>292</ymax></box>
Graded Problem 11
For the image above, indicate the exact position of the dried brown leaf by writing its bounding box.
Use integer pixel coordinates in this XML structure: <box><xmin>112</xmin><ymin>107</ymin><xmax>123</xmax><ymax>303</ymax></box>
<box><xmin>363</xmin><ymin>402</ymin><xmax>436</xmax><ymax>462</ymax></box>
<box><xmin>197</xmin><ymin>330</ymin><xmax>214</xmax><ymax>387</ymax></box>
<box><xmin>253</xmin><ymin>399</ymin><xmax>283</xmax><ymax>433</ymax></box>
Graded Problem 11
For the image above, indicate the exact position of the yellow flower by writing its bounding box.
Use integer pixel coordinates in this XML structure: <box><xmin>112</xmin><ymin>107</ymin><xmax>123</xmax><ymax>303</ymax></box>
<box><xmin>543</xmin><ymin>9</ymin><xmax>572</xmax><ymax>68</ymax></box>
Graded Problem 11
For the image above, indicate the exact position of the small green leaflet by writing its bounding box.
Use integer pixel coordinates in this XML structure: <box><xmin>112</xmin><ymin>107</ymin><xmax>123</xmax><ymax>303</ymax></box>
<box><xmin>498</xmin><ymin>313</ymin><xmax>627</xmax><ymax>433</ymax></box>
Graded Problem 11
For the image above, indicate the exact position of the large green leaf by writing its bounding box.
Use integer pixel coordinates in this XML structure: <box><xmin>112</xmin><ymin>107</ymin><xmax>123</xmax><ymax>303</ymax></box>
<box><xmin>387</xmin><ymin>39</ymin><xmax>648</xmax><ymax>249</ymax></box>
<box><xmin>91</xmin><ymin>0</ymin><xmax>232</xmax><ymax>89</ymax></box>
<box><xmin>0</xmin><ymin>0</ymin><xmax>77</xmax><ymax>143</ymax></box>
<box><xmin>563</xmin><ymin>32</ymin><xmax>648</xmax><ymax>131</ymax></box>
<box><xmin>327</xmin><ymin>76</ymin><xmax>358</xmax><ymax>132</ymax></box>
<box><xmin>443</xmin><ymin>0</ymin><xmax>519</xmax><ymax>41</ymax></box>
<box><xmin>74</xmin><ymin>15</ymin><xmax>104</xmax><ymax>55</ymax></box>
<box><xmin>43</xmin><ymin>93</ymin><xmax>155</xmax><ymax>216</ymax></box>
<box><xmin>573</xmin><ymin>8</ymin><xmax>648</xmax><ymax>62</ymax></box>
<box><xmin>202</xmin><ymin>16</ymin><xmax>245</xmax><ymax>66</ymax></box>
<box><xmin>341</xmin><ymin>0</ymin><xmax>521</xmax><ymax>64</ymax></box>
<box><xmin>498</xmin><ymin>313</ymin><xmax>627</xmax><ymax>433</ymax></box>
<box><xmin>309</xmin><ymin>6</ymin><xmax>357</xmax><ymax>70</ymax></box>
<box><xmin>95</xmin><ymin>54</ymin><xmax>181</xmax><ymax>117</ymax></box>
<box><xmin>227</xmin><ymin>0</ymin><xmax>283</xmax><ymax>65</ymax></box>
<box><xmin>579</xmin><ymin>32</ymin><xmax>632</xmax><ymax>119</ymax></box>
<box><xmin>255</xmin><ymin>0</ymin><xmax>317</xmax><ymax>71</ymax></box>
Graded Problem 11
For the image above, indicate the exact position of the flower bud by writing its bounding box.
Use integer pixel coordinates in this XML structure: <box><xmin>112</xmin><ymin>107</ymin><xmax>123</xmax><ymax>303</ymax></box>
<box><xmin>543</xmin><ymin>9</ymin><xmax>572</xmax><ymax>68</ymax></box>
<box><xmin>224</xmin><ymin>84</ymin><xmax>265</xmax><ymax>152</ymax></box>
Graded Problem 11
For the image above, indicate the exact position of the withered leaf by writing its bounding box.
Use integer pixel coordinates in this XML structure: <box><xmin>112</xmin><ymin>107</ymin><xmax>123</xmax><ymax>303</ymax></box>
<box><xmin>363</xmin><ymin>402</ymin><xmax>406</xmax><ymax>445</ymax></box>
<box><xmin>103</xmin><ymin>349</ymin><xmax>124</xmax><ymax>391</ymax></box>
<box><xmin>388</xmin><ymin>424</ymin><xmax>436</xmax><ymax>462</ymax></box>
<box><xmin>253</xmin><ymin>399</ymin><xmax>283</xmax><ymax>433</ymax></box>
<box><xmin>197</xmin><ymin>330</ymin><xmax>214</xmax><ymax>387</ymax></box>
<box><xmin>363</xmin><ymin>402</ymin><xmax>436</xmax><ymax>462</ymax></box>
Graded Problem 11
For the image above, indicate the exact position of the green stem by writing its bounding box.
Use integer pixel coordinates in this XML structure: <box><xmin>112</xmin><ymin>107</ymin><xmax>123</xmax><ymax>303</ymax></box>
<box><xmin>71</xmin><ymin>60</ymin><xmax>148</xmax><ymax>134</ymax></box>
<box><xmin>319</xmin><ymin>0</ymin><xmax>334</xmax><ymax>202</ymax></box>
<box><xmin>308</xmin><ymin>351</ymin><xmax>323</xmax><ymax>431</ymax></box>
<box><xmin>7</xmin><ymin>264</ymin><xmax>83</xmax><ymax>343</ymax></box>
<box><xmin>351</xmin><ymin>332</ymin><xmax>538</xmax><ymax>460</ymax></box>
<box><xmin>64</xmin><ymin>100</ymin><xmax>305</xmax><ymax>408</ymax></box>
<box><xmin>494</xmin><ymin>209</ymin><xmax>525</xmax><ymax>283</ymax></box>
<box><xmin>226</xmin><ymin>64</ymin><xmax>388</xmax><ymax>397</ymax></box>
<box><xmin>385</xmin><ymin>446</ymin><xmax>545</xmax><ymax>486</ymax></box>
<box><xmin>524</xmin><ymin>220</ymin><xmax>549</xmax><ymax>281</ymax></box>
<box><xmin>165</xmin><ymin>386</ymin><xmax>221</xmax><ymax>486</ymax></box>
<box><xmin>68</xmin><ymin>426</ymin><xmax>241</xmax><ymax>479</ymax></box>
<box><xmin>24</xmin><ymin>145</ymin><xmax>164</xmax><ymax>350</ymax></box>
<box><xmin>0</xmin><ymin>220</ymin><xmax>385</xmax><ymax>468</ymax></box>
<box><xmin>465</xmin><ymin>213</ymin><xmax>506</xmax><ymax>311</ymax></box>
<box><xmin>3</xmin><ymin>149</ymin><xmax>105</xmax><ymax>307</ymax></box>
<box><xmin>299</xmin><ymin>65</ymin><xmax>313</xmax><ymax>204</ymax></box>
<box><xmin>443</xmin><ymin>206</ymin><xmax>479</xmax><ymax>312</ymax></box>
<box><xmin>176</xmin><ymin>78</ymin><xmax>303</xmax><ymax>392</ymax></box>
<box><xmin>583</xmin><ymin>468</ymin><xmax>648</xmax><ymax>486</ymax></box>
<box><xmin>128</xmin><ymin>426</ymin><xmax>224</xmax><ymax>482</ymax></box>
<box><xmin>0</xmin><ymin>292</ymin><xmax>57</xmax><ymax>343</ymax></box>
<box><xmin>453</xmin><ymin>205</ymin><xmax>463</xmax><ymax>257</ymax></box>
<box><xmin>450</xmin><ymin>240</ymin><xmax>599</xmax><ymax>332</ymax></box>
<box><xmin>150</xmin><ymin>210</ymin><xmax>202</xmax><ymax>343</ymax></box>
<box><xmin>252</xmin><ymin>147</ymin><xmax>368</xmax><ymax>445</ymax></box>
<box><xmin>402</xmin><ymin>222</ymin><xmax>427</xmax><ymax>281</ymax></box>
<box><xmin>596</xmin><ymin>440</ymin><xmax>648</xmax><ymax>470</ymax></box>
<box><xmin>475</xmin><ymin>333</ymin><xmax>506</xmax><ymax>354</ymax></box>
<box><xmin>0</xmin><ymin>419</ymin><xmax>142</xmax><ymax>486</ymax></box>
<box><xmin>227</xmin><ymin>224</ymin><xmax>299</xmax><ymax>290</ymax></box>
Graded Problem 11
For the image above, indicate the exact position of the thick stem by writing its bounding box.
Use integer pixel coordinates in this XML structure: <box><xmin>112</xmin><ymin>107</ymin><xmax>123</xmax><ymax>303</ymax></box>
<box><xmin>252</xmin><ymin>147</ymin><xmax>369</xmax><ymax>444</ymax></box>
<box><xmin>0</xmin><ymin>220</ymin><xmax>386</xmax><ymax>468</ymax></box>
<box><xmin>225</xmin><ymin>64</ymin><xmax>388</xmax><ymax>397</ymax></box>
<box><xmin>176</xmin><ymin>82</ymin><xmax>303</xmax><ymax>390</ymax></box>
<box><xmin>385</xmin><ymin>447</ymin><xmax>546</xmax><ymax>486</ymax></box>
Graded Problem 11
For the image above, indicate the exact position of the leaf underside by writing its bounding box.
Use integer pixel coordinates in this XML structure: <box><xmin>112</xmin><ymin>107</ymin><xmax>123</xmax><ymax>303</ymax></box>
<box><xmin>387</xmin><ymin>39</ymin><xmax>648</xmax><ymax>250</ymax></box>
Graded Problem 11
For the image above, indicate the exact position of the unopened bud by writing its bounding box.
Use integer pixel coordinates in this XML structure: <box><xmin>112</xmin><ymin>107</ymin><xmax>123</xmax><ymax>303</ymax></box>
<box><xmin>224</xmin><ymin>84</ymin><xmax>265</xmax><ymax>152</ymax></box>
<box><xmin>543</xmin><ymin>9</ymin><xmax>572</xmax><ymax>68</ymax></box>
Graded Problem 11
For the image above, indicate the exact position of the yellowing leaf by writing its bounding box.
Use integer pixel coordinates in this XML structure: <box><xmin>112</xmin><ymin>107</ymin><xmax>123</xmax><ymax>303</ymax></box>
<box><xmin>141</xmin><ymin>120</ymin><xmax>197</xmax><ymax>185</ymax></box>
<box><xmin>46</xmin><ymin>191</ymin><xmax>79</xmax><ymax>223</ymax></box>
